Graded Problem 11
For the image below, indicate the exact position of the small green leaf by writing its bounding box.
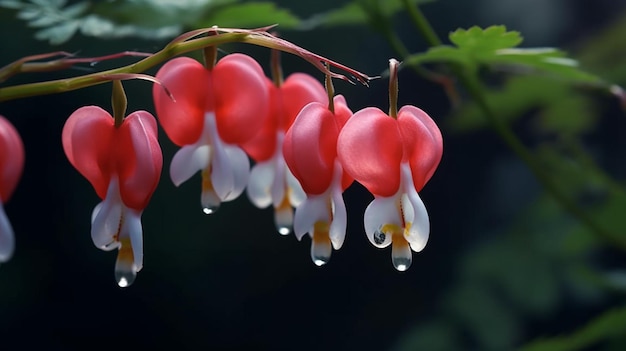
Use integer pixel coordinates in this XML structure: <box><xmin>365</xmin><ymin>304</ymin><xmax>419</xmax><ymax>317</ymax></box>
<box><xmin>449</xmin><ymin>25</ymin><xmax>523</xmax><ymax>52</ymax></box>
<box><xmin>304</xmin><ymin>0</ymin><xmax>435</xmax><ymax>28</ymax></box>
<box><xmin>196</xmin><ymin>2</ymin><xmax>300</xmax><ymax>29</ymax></box>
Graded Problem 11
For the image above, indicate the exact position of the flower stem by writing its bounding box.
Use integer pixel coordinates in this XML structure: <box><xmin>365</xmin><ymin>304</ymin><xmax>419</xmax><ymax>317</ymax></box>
<box><xmin>325</xmin><ymin>68</ymin><xmax>335</xmax><ymax>113</ymax></box>
<box><xmin>405</xmin><ymin>3</ymin><xmax>626</xmax><ymax>251</ymax></box>
<box><xmin>388</xmin><ymin>59</ymin><xmax>400</xmax><ymax>119</ymax></box>
<box><xmin>271</xmin><ymin>49</ymin><xmax>283</xmax><ymax>87</ymax></box>
<box><xmin>111</xmin><ymin>80</ymin><xmax>127</xmax><ymax>128</ymax></box>
<box><xmin>0</xmin><ymin>29</ymin><xmax>373</xmax><ymax>103</ymax></box>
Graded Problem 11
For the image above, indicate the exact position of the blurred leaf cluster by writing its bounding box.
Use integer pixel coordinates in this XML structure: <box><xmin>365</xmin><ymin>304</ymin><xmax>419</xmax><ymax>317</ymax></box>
<box><xmin>0</xmin><ymin>0</ymin><xmax>300</xmax><ymax>43</ymax></box>
<box><xmin>1</xmin><ymin>0</ymin><xmax>626</xmax><ymax>350</ymax></box>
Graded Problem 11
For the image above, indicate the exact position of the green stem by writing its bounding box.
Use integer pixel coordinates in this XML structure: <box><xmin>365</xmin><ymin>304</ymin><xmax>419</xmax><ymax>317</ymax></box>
<box><xmin>406</xmin><ymin>4</ymin><xmax>626</xmax><ymax>251</ymax></box>
<box><xmin>271</xmin><ymin>49</ymin><xmax>283</xmax><ymax>87</ymax></box>
<box><xmin>388</xmin><ymin>59</ymin><xmax>399</xmax><ymax>119</ymax></box>
<box><xmin>325</xmin><ymin>69</ymin><xmax>335</xmax><ymax>113</ymax></box>
<box><xmin>401</xmin><ymin>0</ymin><xmax>442</xmax><ymax>47</ymax></box>
<box><xmin>0</xmin><ymin>30</ymin><xmax>372</xmax><ymax>102</ymax></box>
<box><xmin>203</xmin><ymin>45</ymin><xmax>217</xmax><ymax>70</ymax></box>
<box><xmin>111</xmin><ymin>80</ymin><xmax>127</xmax><ymax>128</ymax></box>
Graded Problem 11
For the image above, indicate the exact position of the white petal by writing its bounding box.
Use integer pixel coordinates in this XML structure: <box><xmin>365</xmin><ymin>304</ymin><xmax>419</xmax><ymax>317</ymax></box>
<box><xmin>124</xmin><ymin>209</ymin><xmax>144</xmax><ymax>272</ymax></box>
<box><xmin>270</xmin><ymin>156</ymin><xmax>286</xmax><ymax>208</ymax></box>
<box><xmin>0</xmin><ymin>202</ymin><xmax>15</xmax><ymax>262</ymax></box>
<box><xmin>246</xmin><ymin>160</ymin><xmax>274</xmax><ymax>209</ymax></box>
<box><xmin>169</xmin><ymin>144</ymin><xmax>210</xmax><ymax>187</ymax></box>
<box><xmin>286</xmin><ymin>167</ymin><xmax>306</xmax><ymax>207</ymax></box>
<box><xmin>401</xmin><ymin>163</ymin><xmax>430</xmax><ymax>252</ymax></box>
<box><xmin>91</xmin><ymin>179</ymin><xmax>122</xmax><ymax>251</ymax></box>
<box><xmin>329</xmin><ymin>189</ymin><xmax>347</xmax><ymax>250</ymax></box>
<box><xmin>293</xmin><ymin>195</ymin><xmax>329</xmax><ymax>241</ymax></box>
<box><xmin>364</xmin><ymin>196</ymin><xmax>401</xmax><ymax>248</ymax></box>
<box><xmin>328</xmin><ymin>161</ymin><xmax>347</xmax><ymax>250</ymax></box>
<box><xmin>211</xmin><ymin>144</ymin><xmax>250</xmax><ymax>201</ymax></box>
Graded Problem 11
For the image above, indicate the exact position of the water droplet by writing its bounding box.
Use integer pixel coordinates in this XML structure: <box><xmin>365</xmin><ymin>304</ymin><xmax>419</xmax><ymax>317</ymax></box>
<box><xmin>392</xmin><ymin>256</ymin><xmax>411</xmax><ymax>272</ymax></box>
<box><xmin>115</xmin><ymin>266</ymin><xmax>137</xmax><ymax>288</ymax></box>
<box><xmin>274</xmin><ymin>205</ymin><xmax>293</xmax><ymax>235</ymax></box>
<box><xmin>115</xmin><ymin>251</ymin><xmax>137</xmax><ymax>288</ymax></box>
<box><xmin>277</xmin><ymin>226</ymin><xmax>291</xmax><ymax>235</ymax></box>
<box><xmin>313</xmin><ymin>256</ymin><xmax>329</xmax><ymax>266</ymax></box>
<box><xmin>202</xmin><ymin>204</ymin><xmax>219</xmax><ymax>215</ymax></box>
<box><xmin>201</xmin><ymin>183</ymin><xmax>221</xmax><ymax>215</ymax></box>
<box><xmin>311</xmin><ymin>234</ymin><xmax>331</xmax><ymax>267</ymax></box>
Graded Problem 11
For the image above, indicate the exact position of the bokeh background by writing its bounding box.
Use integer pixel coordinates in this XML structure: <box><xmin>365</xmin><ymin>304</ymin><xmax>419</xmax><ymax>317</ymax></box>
<box><xmin>2</xmin><ymin>0</ymin><xmax>626</xmax><ymax>350</ymax></box>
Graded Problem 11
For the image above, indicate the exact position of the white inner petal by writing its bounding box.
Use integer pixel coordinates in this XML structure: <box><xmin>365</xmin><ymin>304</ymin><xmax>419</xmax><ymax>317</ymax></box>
<box><xmin>91</xmin><ymin>177</ymin><xmax>123</xmax><ymax>251</ymax></box>
<box><xmin>400</xmin><ymin>163</ymin><xmax>430</xmax><ymax>252</ymax></box>
<box><xmin>328</xmin><ymin>161</ymin><xmax>347</xmax><ymax>250</ymax></box>
<box><xmin>170</xmin><ymin>144</ymin><xmax>210</xmax><ymax>187</ymax></box>
<box><xmin>286</xmin><ymin>168</ymin><xmax>306</xmax><ymax>207</ymax></box>
<box><xmin>123</xmin><ymin>209</ymin><xmax>144</xmax><ymax>272</ymax></box>
<box><xmin>363</xmin><ymin>196</ymin><xmax>401</xmax><ymax>248</ymax></box>
<box><xmin>169</xmin><ymin>112</ymin><xmax>214</xmax><ymax>186</ymax></box>
<box><xmin>0</xmin><ymin>201</ymin><xmax>15</xmax><ymax>262</ymax></box>
<box><xmin>293</xmin><ymin>194</ymin><xmax>329</xmax><ymax>241</ymax></box>
<box><xmin>206</xmin><ymin>113</ymin><xmax>250</xmax><ymax>202</ymax></box>
<box><xmin>246</xmin><ymin>160</ymin><xmax>274</xmax><ymax>209</ymax></box>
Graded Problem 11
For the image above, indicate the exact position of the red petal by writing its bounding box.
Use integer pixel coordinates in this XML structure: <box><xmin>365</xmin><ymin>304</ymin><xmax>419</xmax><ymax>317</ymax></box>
<box><xmin>153</xmin><ymin>57</ymin><xmax>211</xmax><ymax>146</ymax></box>
<box><xmin>242</xmin><ymin>73</ymin><xmax>327</xmax><ymax>162</ymax></box>
<box><xmin>115</xmin><ymin>111</ymin><xmax>163</xmax><ymax>210</ymax></box>
<box><xmin>332</xmin><ymin>95</ymin><xmax>355</xmax><ymax>190</ymax></box>
<box><xmin>279</xmin><ymin>73</ymin><xmax>327</xmax><ymax>130</ymax></box>
<box><xmin>397</xmin><ymin>106</ymin><xmax>443</xmax><ymax>190</ymax></box>
<box><xmin>61</xmin><ymin>106</ymin><xmax>114</xmax><ymax>200</ymax></box>
<box><xmin>284</xmin><ymin>102</ymin><xmax>338</xmax><ymax>194</ymax></box>
<box><xmin>213</xmin><ymin>54</ymin><xmax>269</xmax><ymax>144</ymax></box>
<box><xmin>0</xmin><ymin>116</ymin><xmax>24</xmax><ymax>202</ymax></box>
<box><xmin>240</xmin><ymin>79</ymin><xmax>278</xmax><ymax>162</ymax></box>
<box><xmin>337</xmin><ymin>107</ymin><xmax>402</xmax><ymax>196</ymax></box>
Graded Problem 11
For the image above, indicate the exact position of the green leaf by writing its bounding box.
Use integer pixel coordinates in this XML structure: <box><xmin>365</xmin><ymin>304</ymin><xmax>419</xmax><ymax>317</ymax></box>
<box><xmin>303</xmin><ymin>0</ymin><xmax>435</xmax><ymax>28</ymax></box>
<box><xmin>520</xmin><ymin>305</ymin><xmax>626</xmax><ymax>351</ymax></box>
<box><xmin>195</xmin><ymin>2</ymin><xmax>300</xmax><ymax>29</ymax></box>
<box><xmin>449</xmin><ymin>25</ymin><xmax>523</xmax><ymax>52</ymax></box>
<box><xmin>405</xmin><ymin>25</ymin><xmax>605</xmax><ymax>86</ymax></box>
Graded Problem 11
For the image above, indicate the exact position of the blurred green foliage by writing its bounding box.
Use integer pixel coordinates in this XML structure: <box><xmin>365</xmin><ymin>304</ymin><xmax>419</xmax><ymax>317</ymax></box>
<box><xmin>1</xmin><ymin>1</ymin><xmax>626</xmax><ymax>350</ymax></box>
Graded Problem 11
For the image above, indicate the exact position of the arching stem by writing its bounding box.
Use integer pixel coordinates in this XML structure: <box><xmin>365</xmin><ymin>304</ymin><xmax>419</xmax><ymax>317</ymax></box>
<box><xmin>388</xmin><ymin>58</ymin><xmax>400</xmax><ymax>119</ymax></box>
<box><xmin>111</xmin><ymin>80</ymin><xmax>126</xmax><ymax>128</ymax></box>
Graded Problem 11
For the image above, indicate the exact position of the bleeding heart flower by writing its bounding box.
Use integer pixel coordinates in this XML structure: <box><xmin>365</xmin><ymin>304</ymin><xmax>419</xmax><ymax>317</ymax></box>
<box><xmin>337</xmin><ymin>59</ymin><xmax>443</xmax><ymax>271</ymax></box>
<box><xmin>0</xmin><ymin>116</ymin><xmax>24</xmax><ymax>263</ymax></box>
<box><xmin>242</xmin><ymin>72</ymin><xmax>327</xmax><ymax>234</ymax></box>
<box><xmin>283</xmin><ymin>95</ymin><xmax>353</xmax><ymax>265</ymax></box>
<box><xmin>62</xmin><ymin>106</ymin><xmax>162</xmax><ymax>287</ymax></box>
<box><xmin>153</xmin><ymin>54</ymin><xmax>268</xmax><ymax>214</ymax></box>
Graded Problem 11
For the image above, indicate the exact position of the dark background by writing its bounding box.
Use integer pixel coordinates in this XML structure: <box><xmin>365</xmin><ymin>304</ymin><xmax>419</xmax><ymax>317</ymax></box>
<box><xmin>1</xmin><ymin>0</ymin><xmax>626</xmax><ymax>350</ymax></box>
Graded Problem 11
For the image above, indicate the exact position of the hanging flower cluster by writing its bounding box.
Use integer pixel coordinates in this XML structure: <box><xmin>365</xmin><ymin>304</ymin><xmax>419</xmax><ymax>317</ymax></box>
<box><xmin>0</xmin><ymin>116</ymin><xmax>24</xmax><ymax>263</ymax></box>
<box><xmin>0</xmin><ymin>30</ymin><xmax>442</xmax><ymax>286</ymax></box>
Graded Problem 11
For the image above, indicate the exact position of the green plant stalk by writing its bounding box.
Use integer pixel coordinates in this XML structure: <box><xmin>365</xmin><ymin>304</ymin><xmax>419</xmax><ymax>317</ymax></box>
<box><xmin>404</xmin><ymin>3</ymin><xmax>626</xmax><ymax>251</ymax></box>
<box><xmin>0</xmin><ymin>30</ymin><xmax>372</xmax><ymax>102</ymax></box>
<box><xmin>0</xmin><ymin>33</ymin><xmax>246</xmax><ymax>102</ymax></box>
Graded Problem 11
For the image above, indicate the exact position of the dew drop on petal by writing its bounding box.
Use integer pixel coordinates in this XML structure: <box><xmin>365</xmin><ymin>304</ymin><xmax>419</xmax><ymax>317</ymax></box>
<box><xmin>311</xmin><ymin>222</ymin><xmax>331</xmax><ymax>266</ymax></box>
<box><xmin>201</xmin><ymin>188</ymin><xmax>221</xmax><ymax>215</ymax></box>
<box><xmin>391</xmin><ymin>233</ymin><xmax>412</xmax><ymax>272</ymax></box>
<box><xmin>274</xmin><ymin>197</ymin><xmax>293</xmax><ymax>235</ymax></box>
<box><xmin>114</xmin><ymin>242</ymin><xmax>137</xmax><ymax>288</ymax></box>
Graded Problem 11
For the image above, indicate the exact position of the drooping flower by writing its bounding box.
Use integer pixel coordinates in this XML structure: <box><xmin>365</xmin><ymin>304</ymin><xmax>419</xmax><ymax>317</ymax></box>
<box><xmin>0</xmin><ymin>116</ymin><xmax>24</xmax><ymax>263</ymax></box>
<box><xmin>153</xmin><ymin>54</ymin><xmax>269</xmax><ymax>213</ymax></box>
<box><xmin>283</xmin><ymin>94</ymin><xmax>353</xmax><ymax>265</ymax></box>
<box><xmin>337</xmin><ymin>59</ymin><xmax>443</xmax><ymax>271</ymax></box>
<box><xmin>62</xmin><ymin>106</ymin><xmax>162</xmax><ymax>286</ymax></box>
<box><xmin>242</xmin><ymin>70</ymin><xmax>327</xmax><ymax>234</ymax></box>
